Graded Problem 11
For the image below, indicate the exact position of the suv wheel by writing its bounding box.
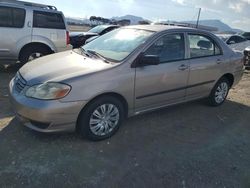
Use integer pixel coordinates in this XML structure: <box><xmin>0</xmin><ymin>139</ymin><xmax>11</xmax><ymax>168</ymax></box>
<box><xmin>77</xmin><ymin>96</ymin><xmax>125</xmax><ymax>141</ymax></box>
<box><xmin>20</xmin><ymin>45</ymin><xmax>51</xmax><ymax>64</ymax></box>
<box><xmin>208</xmin><ymin>77</ymin><xmax>230</xmax><ymax>106</ymax></box>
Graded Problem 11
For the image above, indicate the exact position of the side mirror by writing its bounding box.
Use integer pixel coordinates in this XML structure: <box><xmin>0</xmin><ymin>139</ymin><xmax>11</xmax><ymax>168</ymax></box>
<box><xmin>228</xmin><ymin>40</ymin><xmax>236</xmax><ymax>45</ymax></box>
<box><xmin>132</xmin><ymin>54</ymin><xmax>160</xmax><ymax>68</ymax></box>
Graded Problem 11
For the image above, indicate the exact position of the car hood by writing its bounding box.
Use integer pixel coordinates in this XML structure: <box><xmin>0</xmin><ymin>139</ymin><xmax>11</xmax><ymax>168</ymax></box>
<box><xmin>229</xmin><ymin>41</ymin><xmax>250</xmax><ymax>52</ymax></box>
<box><xmin>19</xmin><ymin>50</ymin><xmax>112</xmax><ymax>85</ymax></box>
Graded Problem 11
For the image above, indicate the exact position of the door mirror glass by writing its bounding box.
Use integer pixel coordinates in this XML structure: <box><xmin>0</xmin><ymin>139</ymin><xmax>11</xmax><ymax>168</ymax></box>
<box><xmin>134</xmin><ymin>54</ymin><xmax>160</xmax><ymax>67</ymax></box>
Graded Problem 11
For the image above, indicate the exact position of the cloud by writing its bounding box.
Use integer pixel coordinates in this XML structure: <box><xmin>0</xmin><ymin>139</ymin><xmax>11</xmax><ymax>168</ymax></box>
<box><xmin>232</xmin><ymin>18</ymin><xmax>250</xmax><ymax>31</ymax></box>
<box><xmin>172</xmin><ymin>0</ymin><xmax>250</xmax><ymax>15</ymax></box>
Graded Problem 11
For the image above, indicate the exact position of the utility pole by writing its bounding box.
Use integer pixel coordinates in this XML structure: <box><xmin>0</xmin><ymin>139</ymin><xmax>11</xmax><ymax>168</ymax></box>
<box><xmin>196</xmin><ymin>8</ymin><xmax>201</xmax><ymax>28</ymax></box>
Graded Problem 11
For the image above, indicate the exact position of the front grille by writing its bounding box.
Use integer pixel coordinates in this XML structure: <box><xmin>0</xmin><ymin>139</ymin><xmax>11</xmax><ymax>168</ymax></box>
<box><xmin>14</xmin><ymin>72</ymin><xmax>27</xmax><ymax>93</ymax></box>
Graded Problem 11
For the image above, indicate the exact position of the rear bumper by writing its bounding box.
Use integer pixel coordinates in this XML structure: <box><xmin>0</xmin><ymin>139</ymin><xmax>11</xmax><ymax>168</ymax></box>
<box><xmin>56</xmin><ymin>45</ymin><xmax>73</xmax><ymax>53</ymax></box>
<box><xmin>9</xmin><ymin>78</ymin><xmax>87</xmax><ymax>133</ymax></box>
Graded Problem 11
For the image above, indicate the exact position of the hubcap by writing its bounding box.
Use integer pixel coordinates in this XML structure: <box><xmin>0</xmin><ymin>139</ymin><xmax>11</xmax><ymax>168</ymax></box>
<box><xmin>89</xmin><ymin>104</ymin><xmax>120</xmax><ymax>136</ymax></box>
<box><xmin>215</xmin><ymin>82</ymin><xmax>228</xmax><ymax>104</ymax></box>
<box><xmin>28</xmin><ymin>52</ymin><xmax>43</xmax><ymax>61</ymax></box>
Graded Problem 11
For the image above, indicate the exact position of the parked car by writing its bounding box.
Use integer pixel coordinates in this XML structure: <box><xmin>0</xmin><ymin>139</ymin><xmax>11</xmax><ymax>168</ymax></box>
<box><xmin>70</xmin><ymin>25</ymin><xmax>120</xmax><ymax>48</ymax></box>
<box><xmin>241</xmin><ymin>32</ymin><xmax>250</xmax><ymax>40</ymax></box>
<box><xmin>0</xmin><ymin>0</ymin><xmax>71</xmax><ymax>64</ymax></box>
<box><xmin>9</xmin><ymin>25</ymin><xmax>244</xmax><ymax>141</ymax></box>
<box><xmin>217</xmin><ymin>34</ymin><xmax>247</xmax><ymax>44</ymax></box>
<box><xmin>244</xmin><ymin>46</ymin><xmax>250</xmax><ymax>69</ymax></box>
<box><xmin>85</xmin><ymin>35</ymin><xmax>99</xmax><ymax>44</ymax></box>
<box><xmin>217</xmin><ymin>34</ymin><xmax>250</xmax><ymax>52</ymax></box>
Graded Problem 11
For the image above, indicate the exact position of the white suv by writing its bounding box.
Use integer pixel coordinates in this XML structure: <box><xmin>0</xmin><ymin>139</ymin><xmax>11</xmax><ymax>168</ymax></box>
<box><xmin>0</xmin><ymin>0</ymin><xmax>72</xmax><ymax>64</ymax></box>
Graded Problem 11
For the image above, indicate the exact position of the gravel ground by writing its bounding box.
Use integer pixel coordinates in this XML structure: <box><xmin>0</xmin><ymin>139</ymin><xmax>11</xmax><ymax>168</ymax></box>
<box><xmin>0</xmin><ymin>64</ymin><xmax>250</xmax><ymax>188</ymax></box>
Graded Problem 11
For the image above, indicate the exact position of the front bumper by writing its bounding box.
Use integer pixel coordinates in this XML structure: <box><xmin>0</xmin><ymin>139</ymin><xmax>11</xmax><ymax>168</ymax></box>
<box><xmin>9</xmin><ymin>78</ymin><xmax>87</xmax><ymax>133</ymax></box>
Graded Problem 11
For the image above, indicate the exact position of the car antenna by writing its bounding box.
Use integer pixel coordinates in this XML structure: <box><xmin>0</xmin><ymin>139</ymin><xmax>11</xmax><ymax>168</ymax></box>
<box><xmin>196</xmin><ymin>8</ymin><xmax>201</xmax><ymax>28</ymax></box>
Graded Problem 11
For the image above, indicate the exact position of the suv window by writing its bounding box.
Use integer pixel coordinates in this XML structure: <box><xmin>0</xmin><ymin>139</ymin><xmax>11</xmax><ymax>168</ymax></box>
<box><xmin>145</xmin><ymin>33</ymin><xmax>185</xmax><ymax>63</ymax></box>
<box><xmin>188</xmin><ymin>34</ymin><xmax>221</xmax><ymax>58</ymax></box>
<box><xmin>0</xmin><ymin>6</ymin><xmax>25</xmax><ymax>28</ymax></box>
<box><xmin>33</xmin><ymin>11</ymin><xmax>65</xmax><ymax>29</ymax></box>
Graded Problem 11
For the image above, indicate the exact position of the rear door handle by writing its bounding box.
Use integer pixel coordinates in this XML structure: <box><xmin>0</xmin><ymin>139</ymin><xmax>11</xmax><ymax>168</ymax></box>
<box><xmin>178</xmin><ymin>64</ymin><xmax>189</xmax><ymax>71</ymax></box>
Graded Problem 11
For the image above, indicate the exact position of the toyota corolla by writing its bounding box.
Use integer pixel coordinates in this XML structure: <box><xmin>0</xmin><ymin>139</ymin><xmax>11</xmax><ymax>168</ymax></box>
<box><xmin>9</xmin><ymin>25</ymin><xmax>244</xmax><ymax>141</ymax></box>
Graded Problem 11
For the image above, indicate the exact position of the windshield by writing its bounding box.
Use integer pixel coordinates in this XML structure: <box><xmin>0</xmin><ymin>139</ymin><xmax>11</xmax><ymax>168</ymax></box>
<box><xmin>82</xmin><ymin>28</ymin><xmax>153</xmax><ymax>62</ymax></box>
<box><xmin>88</xmin><ymin>25</ymin><xmax>107</xmax><ymax>34</ymax></box>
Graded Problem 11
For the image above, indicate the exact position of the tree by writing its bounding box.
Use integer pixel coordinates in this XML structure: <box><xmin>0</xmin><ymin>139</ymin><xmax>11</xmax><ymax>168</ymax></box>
<box><xmin>117</xmin><ymin>19</ymin><xmax>131</xmax><ymax>26</ymax></box>
<box><xmin>90</xmin><ymin>16</ymin><xmax>97</xmax><ymax>26</ymax></box>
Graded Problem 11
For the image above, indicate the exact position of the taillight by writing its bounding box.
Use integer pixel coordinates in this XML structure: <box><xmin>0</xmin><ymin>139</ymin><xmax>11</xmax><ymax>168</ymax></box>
<box><xmin>66</xmin><ymin>31</ymin><xmax>70</xmax><ymax>45</ymax></box>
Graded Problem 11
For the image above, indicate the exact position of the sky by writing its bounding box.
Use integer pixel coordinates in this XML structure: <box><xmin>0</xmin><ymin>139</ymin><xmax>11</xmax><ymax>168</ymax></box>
<box><xmin>26</xmin><ymin>0</ymin><xmax>250</xmax><ymax>31</ymax></box>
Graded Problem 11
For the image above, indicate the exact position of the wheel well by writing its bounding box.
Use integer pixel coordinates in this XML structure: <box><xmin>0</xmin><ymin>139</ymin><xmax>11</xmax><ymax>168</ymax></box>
<box><xmin>76</xmin><ymin>92</ymin><xmax>129</xmax><ymax>131</ymax></box>
<box><xmin>19</xmin><ymin>43</ymin><xmax>53</xmax><ymax>60</ymax></box>
<box><xmin>222</xmin><ymin>73</ymin><xmax>234</xmax><ymax>87</ymax></box>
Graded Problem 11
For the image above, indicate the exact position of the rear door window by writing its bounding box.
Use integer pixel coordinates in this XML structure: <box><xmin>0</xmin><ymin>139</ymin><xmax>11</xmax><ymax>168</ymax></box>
<box><xmin>0</xmin><ymin>6</ymin><xmax>25</xmax><ymax>28</ymax></box>
<box><xmin>188</xmin><ymin>34</ymin><xmax>222</xmax><ymax>58</ymax></box>
<box><xmin>33</xmin><ymin>11</ymin><xmax>65</xmax><ymax>29</ymax></box>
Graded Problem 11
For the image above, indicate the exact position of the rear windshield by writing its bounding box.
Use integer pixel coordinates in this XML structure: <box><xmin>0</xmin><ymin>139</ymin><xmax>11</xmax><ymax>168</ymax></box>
<box><xmin>0</xmin><ymin>6</ymin><xmax>25</xmax><ymax>28</ymax></box>
<box><xmin>88</xmin><ymin>25</ymin><xmax>108</xmax><ymax>34</ymax></box>
<box><xmin>33</xmin><ymin>11</ymin><xmax>65</xmax><ymax>29</ymax></box>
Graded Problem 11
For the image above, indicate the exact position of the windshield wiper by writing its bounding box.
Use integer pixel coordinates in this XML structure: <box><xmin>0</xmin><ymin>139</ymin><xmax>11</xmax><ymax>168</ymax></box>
<box><xmin>86</xmin><ymin>50</ymin><xmax>110</xmax><ymax>64</ymax></box>
<box><xmin>79</xmin><ymin>48</ymin><xmax>91</xmax><ymax>57</ymax></box>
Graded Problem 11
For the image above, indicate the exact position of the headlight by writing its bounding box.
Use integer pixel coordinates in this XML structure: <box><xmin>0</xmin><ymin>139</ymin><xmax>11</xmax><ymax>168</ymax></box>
<box><xmin>25</xmin><ymin>83</ymin><xmax>71</xmax><ymax>100</ymax></box>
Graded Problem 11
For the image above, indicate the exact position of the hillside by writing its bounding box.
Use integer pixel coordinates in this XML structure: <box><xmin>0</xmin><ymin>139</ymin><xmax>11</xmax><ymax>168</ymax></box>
<box><xmin>66</xmin><ymin>16</ymin><xmax>242</xmax><ymax>33</ymax></box>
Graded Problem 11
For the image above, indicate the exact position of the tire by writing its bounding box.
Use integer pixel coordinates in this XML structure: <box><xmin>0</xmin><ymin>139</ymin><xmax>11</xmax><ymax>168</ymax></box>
<box><xmin>208</xmin><ymin>77</ymin><xmax>230</xmax><ymax>106</ymax></box>
<box><xmin>19</xmin><ymin>45</ymin><xmax>51</xmax><ymax>64</ymax></box>
<box><xmin>77</xmin><ymin>96</ymin><xmax>125</xmax><ymax>141</ymax></box>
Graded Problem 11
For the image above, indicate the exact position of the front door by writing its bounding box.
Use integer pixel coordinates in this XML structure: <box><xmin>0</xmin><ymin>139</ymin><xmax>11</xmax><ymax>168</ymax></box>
<box><xmin>135</xmin><ymin>33</ymin><xmax>190</xmax><ymax>112</ymax></box>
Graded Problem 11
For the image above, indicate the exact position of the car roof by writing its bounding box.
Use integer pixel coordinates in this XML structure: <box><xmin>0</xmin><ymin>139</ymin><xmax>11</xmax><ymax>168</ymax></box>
<box><xmin>101</xmin><ymin>25</ymin><xmax>120</xmax><ymax>28</ymax></box>
<box><xmin>123</xmin><ymin>24</ymin><xmax>200</xmax><ymax>32</ymax></box>
<box><xmin>0</xmin><ymin>1</ymin><xmax>62</xmax><ymax>13</ymax></box>
<box><xmin>217</xmin><ymin>34</ymin><xmax>245</xmax><ymax>38</ymax></box>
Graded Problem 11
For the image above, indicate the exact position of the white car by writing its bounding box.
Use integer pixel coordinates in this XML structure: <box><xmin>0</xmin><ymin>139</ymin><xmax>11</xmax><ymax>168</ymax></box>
<box><xmin>217</xmin><ymin>34</ymin><xmax>250</xmax><ymax>52</ymax></box>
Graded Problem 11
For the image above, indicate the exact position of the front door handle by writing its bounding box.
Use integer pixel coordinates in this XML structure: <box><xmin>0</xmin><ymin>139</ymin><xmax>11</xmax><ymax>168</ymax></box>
<box><xmin>178</xmin><ymin>64</ymin><xmax>189</xmax><ymax>71</ymax></box>
<box><xmin>27</xmin><ymin>21</ymin><xmax>32</xmax><ymax>27</ymax></box>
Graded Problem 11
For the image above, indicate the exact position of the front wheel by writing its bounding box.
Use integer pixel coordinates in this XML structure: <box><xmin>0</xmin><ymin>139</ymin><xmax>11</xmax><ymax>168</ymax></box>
<box><xmin>208</xmin><ymin>77</ymin><xmax>230</xmax><ymax>106</ymax></box>
<box><xmin>77</xmin><ymin>96</ymin><xmax>125</xmax><ymax>141</ymax></box>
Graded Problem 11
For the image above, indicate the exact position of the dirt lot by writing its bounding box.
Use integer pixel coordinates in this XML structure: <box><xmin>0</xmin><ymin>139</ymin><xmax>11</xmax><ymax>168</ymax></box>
<box><xmin>0</xmin><ymin>64</ymin><xmax>250</xmax><ymax>188</ymax></box>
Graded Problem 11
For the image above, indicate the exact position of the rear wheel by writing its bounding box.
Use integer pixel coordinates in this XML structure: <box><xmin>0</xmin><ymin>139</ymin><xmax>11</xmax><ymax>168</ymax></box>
<box><xmin>208</xmin><ymin>77</ymin><xmax>230</xmax><ymax>106</ymax></box>
<box><xmin>19</xmin><ymin>45</ymin><xmax>52</xmax><ymax>64</ymax></box>
<box><xmin>77</xmin><ymin>96</ymin><xmax>125</xmax><ymax>141</ymax></box>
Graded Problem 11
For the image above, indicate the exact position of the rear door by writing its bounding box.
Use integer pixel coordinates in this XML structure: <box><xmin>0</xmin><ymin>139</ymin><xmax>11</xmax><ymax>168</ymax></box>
<box><xmin>135</xmin><ymin>33</ymin><xmax>190</xmax><ymax>112</ymax></box>
<box><xmin>32</xmin><ymin>10</ymin><xmax>67</xmax><ymax>51</ymax></box>
<box><xmin>0</xmin><ymin>5</ymin><xmax>31</xmax><ymax>61</ymax></box>
<box><xmin>186</xmin><ymin>33</ymin><xmax>224</xmax><ymax>100</ymax></box>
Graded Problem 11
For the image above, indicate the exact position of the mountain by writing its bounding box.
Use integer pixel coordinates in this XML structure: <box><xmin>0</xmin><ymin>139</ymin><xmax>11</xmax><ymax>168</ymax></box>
<box><xmin>111</xmin><ymin>15</ymin><xmax>149</xmax><ymax>25</ymax></box>
<box><xmin>66</xmin><ymin>15</ymin><xmax>243</xmax><ymax>33</ymax></box>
